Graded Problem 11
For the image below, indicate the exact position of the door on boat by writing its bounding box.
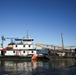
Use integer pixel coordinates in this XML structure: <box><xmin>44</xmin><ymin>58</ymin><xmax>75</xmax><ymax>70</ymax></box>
<box><xmin>1</xmin><ymin>51</ymin><xmax>5</xmax><ymax>56</ymax></box>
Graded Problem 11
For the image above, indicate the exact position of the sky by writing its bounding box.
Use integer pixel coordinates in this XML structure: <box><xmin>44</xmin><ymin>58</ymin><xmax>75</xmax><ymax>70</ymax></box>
<box><xmin>0</xmin><ymin>0</ymin><xmax>76</xmax><ymax>47</ymax></box>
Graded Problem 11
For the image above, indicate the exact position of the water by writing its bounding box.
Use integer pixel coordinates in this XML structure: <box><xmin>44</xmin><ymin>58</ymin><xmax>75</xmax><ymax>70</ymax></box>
<box><xmin>0</xmin><ymin>59</ymin><xmax>76</xmax><ymax>75</ymax></box>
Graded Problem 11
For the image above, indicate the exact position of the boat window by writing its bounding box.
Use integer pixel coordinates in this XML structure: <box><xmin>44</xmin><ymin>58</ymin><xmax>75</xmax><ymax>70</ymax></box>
<box><xmin>5</xmin><ymin>51</ymin><xmax>6</xmax><ymax>53</ymax></box>
<box><xmin>23</xmin><ymin>45</ymin><xmax>25</xmax><ymax>47</ymax></box>
<box><xmin>15</xmin><ymin>45</ymin><xmax>17</xmax><ymax>47</ymax></box>
<box><xmin>13</xmin><ymin>51</ymin><xmax>15</xmax><ymax>53</ymax></box>
<box><xmin>23</xmin><ymin>51</ymin><xmax>25</xmax><ymax>53</ymax></box>
<box><xmin>32</xmin><ymin>51</ymin><xmax>33</xmax><ymax>53</ymax></box>
<box><xmin>29</xmin><ymin>45</ymin><xmax>31</xmax><ymax>47</ymax></box>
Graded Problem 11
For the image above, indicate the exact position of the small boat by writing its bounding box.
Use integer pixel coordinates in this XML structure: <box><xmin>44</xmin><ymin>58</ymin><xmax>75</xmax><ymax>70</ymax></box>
<box><xmin>0</xmin><ymin>32</ymin><xmax>50</xmax><ymax>60</ymax></box>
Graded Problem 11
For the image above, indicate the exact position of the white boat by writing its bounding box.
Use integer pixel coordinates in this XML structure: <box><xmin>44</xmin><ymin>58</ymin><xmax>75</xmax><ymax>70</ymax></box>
<box><xmin>0</xmin><ymin>32</ymin><xmax>49</xmax><ymax>60</ymax></box>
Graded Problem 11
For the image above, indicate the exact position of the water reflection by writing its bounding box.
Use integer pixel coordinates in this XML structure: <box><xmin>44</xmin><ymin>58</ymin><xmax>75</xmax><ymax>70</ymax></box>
<box><xmin>0</xmin><ymin>59</ymin><xmax>76</xmax><ymax>75</ymax></box>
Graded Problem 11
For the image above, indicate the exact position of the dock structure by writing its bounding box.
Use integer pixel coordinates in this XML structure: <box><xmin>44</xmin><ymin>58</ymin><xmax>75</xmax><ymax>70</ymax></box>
<box><xmin>35</xmin><ymin>43</ymin><xmax>76</xmax><ymax>57</ymax></box>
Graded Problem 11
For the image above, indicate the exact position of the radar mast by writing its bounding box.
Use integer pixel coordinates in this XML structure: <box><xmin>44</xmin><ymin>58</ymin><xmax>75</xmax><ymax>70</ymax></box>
<box><xmin>26</xmin><ymin>28</ymin><xmax>29</xmax><ymax>38</ymax></box>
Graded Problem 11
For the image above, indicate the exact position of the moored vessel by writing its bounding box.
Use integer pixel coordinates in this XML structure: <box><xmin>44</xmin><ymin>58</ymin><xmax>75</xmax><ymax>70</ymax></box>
<box><xmin>0</xmin><ymin>31</ymin><xmax>49</xmax><ymax>60</ymax></box>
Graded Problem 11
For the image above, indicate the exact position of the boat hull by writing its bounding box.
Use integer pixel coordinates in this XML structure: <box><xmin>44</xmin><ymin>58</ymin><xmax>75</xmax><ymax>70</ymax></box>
<box><xmin>0</xmin><ymin>55</ymin><xmax>50</xmax><ymax>61</ymax></box>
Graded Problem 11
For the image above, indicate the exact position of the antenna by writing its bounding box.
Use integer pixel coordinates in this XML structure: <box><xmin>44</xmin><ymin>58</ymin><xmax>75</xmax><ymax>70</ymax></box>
<box><xmin>1</xmin><ymin>35</ymin><xmax>5</xmax><ymax>48</ymax></box>
<box><xmin>26</xmin><ymin>28</ymin><xmax>29</xmax><ymax>38</ymax></box>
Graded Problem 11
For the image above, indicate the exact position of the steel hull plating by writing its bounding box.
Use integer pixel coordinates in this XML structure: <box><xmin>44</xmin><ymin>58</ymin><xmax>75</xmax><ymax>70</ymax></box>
<box><xmin>0</xmin><ymin>56</ymin><xmax>50</xmax><ymax>60</ymax></box>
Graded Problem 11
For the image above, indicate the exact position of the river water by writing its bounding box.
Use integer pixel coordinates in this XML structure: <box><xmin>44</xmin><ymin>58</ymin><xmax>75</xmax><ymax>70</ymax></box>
<box><xmin>0</xmin><ymin>59</ymin><xmax>76</xmax><ymax>75</ymax></box>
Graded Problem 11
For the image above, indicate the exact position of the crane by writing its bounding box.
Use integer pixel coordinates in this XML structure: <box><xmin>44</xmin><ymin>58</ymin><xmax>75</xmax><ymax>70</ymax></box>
<box><xmin>1</xmin><ymin>35</ymin><xmax>18</xmax><ymax>48</ymax></box>
<box><xmin>35</xmin><ymin>43</ymin><xmax>64</xmax><ymax>56</ymax></box>
<box><xmin>5</xmin><ymin>37</ymin><xmax>18</xmax><ymax>43</ymax></box>
<box><xmin>35</xmin><ymin>43</ymin><xmax>76</xmax><ymax>49</ymax></box>
<box><xmin>35</xmin><ymin>43</ymin><xmax>76</xmax><ymax>54</ymax></box>
<box><xmin>35</xmin><ymin>43</ymin><xmax>62</xmax><ymax>50</ymax></box>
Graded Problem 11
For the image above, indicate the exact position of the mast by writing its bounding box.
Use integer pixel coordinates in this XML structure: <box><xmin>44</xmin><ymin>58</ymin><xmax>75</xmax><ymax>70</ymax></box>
<box><xmin>26</xmin><ymin>28</ymin><xmax>29</xmax><ymax>38</ymax></box>
<box><xmin>61</xmin><ymin>33</ymin><xmax>64</xmax><ymax>52</ymax></box>
<box><xmin>1</xmin><ymin>36</ymin><xmax>5</xmax><ymax>48</ymax></box>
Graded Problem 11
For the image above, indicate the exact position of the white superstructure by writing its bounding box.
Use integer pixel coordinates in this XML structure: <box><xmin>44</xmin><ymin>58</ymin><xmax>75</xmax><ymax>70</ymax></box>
<box><xmin>0</xmin><ymin>34</ymin><xmax>37</xmax><ymax>57</ymax></box>
<box><xmin>13</xmin><ymin>36</ymin><xmax>34</xmax><ymax>50</ymax></box>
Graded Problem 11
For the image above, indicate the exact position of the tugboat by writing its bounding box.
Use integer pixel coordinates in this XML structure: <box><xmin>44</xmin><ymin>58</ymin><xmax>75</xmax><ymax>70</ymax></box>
<box><xmin>0</xmin><ymin>31</ymin><xmax>50</xmax><ymax>60</ymax></box>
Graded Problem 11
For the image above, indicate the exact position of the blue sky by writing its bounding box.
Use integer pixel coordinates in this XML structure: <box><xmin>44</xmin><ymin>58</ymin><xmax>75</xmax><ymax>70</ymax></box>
<box><xmin>0</xmin><ymin>0</ymin><xmax>76</xmax><ymax>47</ymax></box>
